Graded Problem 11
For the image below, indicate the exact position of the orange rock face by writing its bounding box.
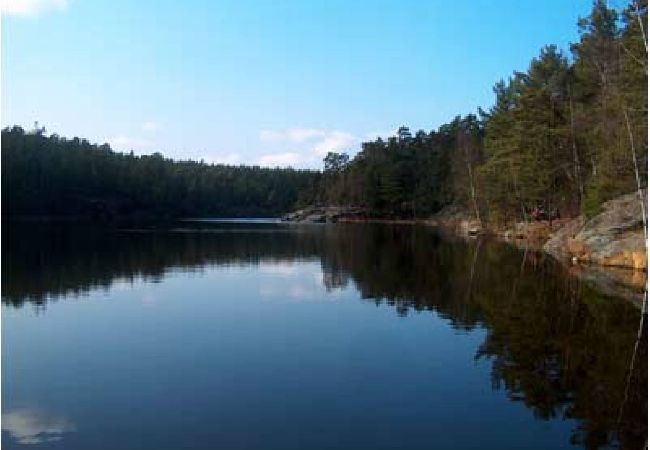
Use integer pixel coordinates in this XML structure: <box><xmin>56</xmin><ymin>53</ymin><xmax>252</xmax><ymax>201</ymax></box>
<box><xmin>544</xmin><ymin>191</ymin><xmax>647</xmax><ymax>271</ymax></box>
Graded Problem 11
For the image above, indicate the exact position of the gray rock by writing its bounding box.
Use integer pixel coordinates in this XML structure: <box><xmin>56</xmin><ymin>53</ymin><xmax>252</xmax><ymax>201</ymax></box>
<box><xmin>281</xmin><ymin>206</ymin><xmax>366</xmax><ymax>223</ymax></box>
<box><xmin>543</xmin><ymin>217</ymin><xmax>585</xmax><ymax>259</ymax></box>
<box><xmin>544</xmin><ymin>190</ymin><xmax>647</xmax><ymax>270</ymax></box>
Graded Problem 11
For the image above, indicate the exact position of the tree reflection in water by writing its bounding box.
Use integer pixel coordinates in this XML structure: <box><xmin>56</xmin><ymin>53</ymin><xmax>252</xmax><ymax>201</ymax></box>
<box><xmin>2</xmin><ymin>221</ymin><xmax>646</xmax><ymax>449</ymax></box>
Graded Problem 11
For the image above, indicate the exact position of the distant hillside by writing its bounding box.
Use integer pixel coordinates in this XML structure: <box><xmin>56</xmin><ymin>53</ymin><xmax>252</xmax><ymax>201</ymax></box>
<box><xmin>1</xmin><ymin>126</ymin><xmax>321</xmax><ymax>219</ymax></box>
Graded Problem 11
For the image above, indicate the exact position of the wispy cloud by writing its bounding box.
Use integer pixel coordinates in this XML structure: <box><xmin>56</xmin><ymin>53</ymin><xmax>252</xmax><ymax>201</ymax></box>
<box><xmin>141</xmin><ymin>121</ymin><xmax>160</xmax><ymax>132</ymax></box>
<box><xmin>257</xmin><ymin>262</ymin><xmax>345</xmax><ymax>301</ymax></box>
<box><xmin>1</xmin><ymin>0</ymin><xmax>69</xmax><ymax>17</ymax></box>
<box><xmin>108</xmin><ymin>135</ymin><xmax>154</xmax><ymax>152</ymax></box>
<box><xmin>312</xmin><ymin>131</ymin><xmax>355</xmax><ymax>156</ymax></box>
<box><xmin>364</xmin><ymin>130</ymin><xmax>395</xmax><ymax>141</ymax></box>
<box><xmin>201</xmin><ymin>153</ymin><xmax>241</xmax><ymax>165</ymax></box>
<box><xmin>259</xmin><ymin>128</ymin><xmax>326</xmax><ymax>144</ymax></box>
<box><xmin>257</xmin><ymin>152</ymin><xmax>312</xmax><ymax>168</ymax></box>
<box><xmin>2</xmin><ymin>408</ymin><xmax>76</xmax><ymax>445</ymax></box>
<box><xmin>257</xmin><ymin>127</ymin><xmax>356</xmax><ymax>168</ymax></box>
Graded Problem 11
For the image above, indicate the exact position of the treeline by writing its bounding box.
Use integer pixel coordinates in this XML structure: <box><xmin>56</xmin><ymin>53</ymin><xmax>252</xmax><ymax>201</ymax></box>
<box><xmin>2</xmin><ymin>1</ymin><xmax>646</xmax><ymax>222</ymax></box>
<box><xmin>319</xmin><ymin>0</ymin><xmax>648</xmax><ymax>224</ymax></box>
<box><xmin>1</xmin><ymin>126</ymin><xmax>320</xmax><ymax>219</ymax></box>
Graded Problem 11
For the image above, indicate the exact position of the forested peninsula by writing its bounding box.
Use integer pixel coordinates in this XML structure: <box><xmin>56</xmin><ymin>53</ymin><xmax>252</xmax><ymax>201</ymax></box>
<box><xmin>2</xmin><ymin>0</ymin><xmax>647</xmax><ymax>263</ymax></box>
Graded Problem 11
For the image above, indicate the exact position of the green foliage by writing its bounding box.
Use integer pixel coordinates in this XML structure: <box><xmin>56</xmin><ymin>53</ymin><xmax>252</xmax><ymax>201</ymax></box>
<box><xmin>582</xmin><ymin>181</ymin><xmax>604</xmax><ymax>218</ymax></box>
<box><xmin>2</xmin><ymin>1</ymin><xmax>646</xmax><ymax>224</ymax></box>
<box><xmin>318</xmin><ymin>120</ymin><xmax>482</xmax><ymax>217</ymax></box>
<box><xmin>323</xmin><ymin>152</ymin><xmax>350</xmax><ymax>172</ymax></box>
<box><xmin>1</xmin><ymin>126</ymin><xmax>320</xmax><ymax>219</ymax></box>
<box><xmin>318</xmin><ymin>0</ymin><xmax>646</xmax><ymax>224</ymax></box>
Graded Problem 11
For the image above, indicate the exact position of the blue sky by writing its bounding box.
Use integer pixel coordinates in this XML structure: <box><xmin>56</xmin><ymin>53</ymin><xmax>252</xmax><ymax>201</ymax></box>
<box><xmin>2</xmin><ymin>0</ymin><xmax>601</xmax><ymax>168</ymax></box>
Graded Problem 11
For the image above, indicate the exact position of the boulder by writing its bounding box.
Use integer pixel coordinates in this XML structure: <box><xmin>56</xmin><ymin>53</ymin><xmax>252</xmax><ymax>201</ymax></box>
<box><xmin>281</xmin><ymin>206</ymin><xmax>366</xmax><ymax>223</ymax></box>
<box><xmin>544</xmin><ymin>190</ymin><xmax>647</xmax><ymax>270</ymax></box>
<box><xmin>572</xmin><ymin>191</ymin><xmax>646</xmax><ymax>270</ymax></box>
<box><xmin>304</xmin><ymin>214</ymin><xmax>326</xmax><ymax>223</ymax></box>
<box><xmin>428</xmin><ymin>205</ymin><xmax>472</xmax><ymax>230</ymax></box>
<box><xmin>514</xmin><ymin>221</ymin><xmax>553</xmax><ymax>240</ymax></box>
<box><xmin>544</xmin><ymin>217</ymin><xmax>585</xmax><ymax>259</ymax></box>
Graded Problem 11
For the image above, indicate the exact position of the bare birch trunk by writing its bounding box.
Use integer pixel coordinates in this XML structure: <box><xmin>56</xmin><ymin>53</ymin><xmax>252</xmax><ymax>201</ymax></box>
<box><xmin>634</xmin><ymin>0</ymin><xmax>648</xmax><ymax>53</ymax></box>
<box><xmin>568</xmin><ymin>89</ymin><xmax>585</xmax><ymax>203</ymax></box>
<box><xmin>623</xmin><ymin>108</ymin><xmax>647</xmax><ymax>240</ymax></box>
<box><xmin>466</xmin><ymin>158</ymin><xmax>481</xmax><ymax>225</ymax></box>
<box><xmin>463</xmin><ymin>143</ymin><xmax>483</xmax><ymax>228</ymax></box>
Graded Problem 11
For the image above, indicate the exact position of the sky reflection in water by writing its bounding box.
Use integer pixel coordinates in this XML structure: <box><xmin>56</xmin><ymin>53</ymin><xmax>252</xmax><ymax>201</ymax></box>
<box><xmin>2</xmin><ymin>222</ymin><xmax>646</xmax><ymax>450</ymax></box>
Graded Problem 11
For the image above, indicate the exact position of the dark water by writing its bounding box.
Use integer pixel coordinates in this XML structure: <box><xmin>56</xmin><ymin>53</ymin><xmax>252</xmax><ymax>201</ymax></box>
<box><xmin>2</xmin><ymin>221</ymin><xmax>646</xmax><ymax>450</ymax></box>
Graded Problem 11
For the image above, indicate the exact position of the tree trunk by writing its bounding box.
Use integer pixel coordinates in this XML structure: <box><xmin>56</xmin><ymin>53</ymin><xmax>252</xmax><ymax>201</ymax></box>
<box><xmin>634</xmin><ymin>0</ymin><xmax>648</xmax><ymax>53</ymax></box>
<box><xmin>623</xmin><ymin>108</ymin><xmax>647</xmax><ymax>239</ymax></box>
<box><xmin>568</xmin><ymin>88</ymin><xmax>585</xmax><ymax>204</ymax></box>
<box><xmin>466</xmin><ymin>158</ymin><xmax>481</xmax><ymax>225</ymax></box>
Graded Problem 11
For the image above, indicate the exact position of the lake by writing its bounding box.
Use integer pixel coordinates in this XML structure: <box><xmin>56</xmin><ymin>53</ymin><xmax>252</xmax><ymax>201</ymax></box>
<box><xmin>2</xmin><ymin>221</ymin><xmax>646</xmax><ymax>449</ymax></box>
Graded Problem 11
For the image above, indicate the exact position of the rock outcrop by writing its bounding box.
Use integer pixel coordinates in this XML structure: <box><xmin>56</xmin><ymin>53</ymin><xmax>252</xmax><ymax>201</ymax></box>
<box><xmin>513</xmin><ymin>221</ymin><xmax>553</xmax><ymax>241</ymax></box>
<box><xmin>544</xmin><ymin>191</ymin><xmax>647</xmax><ymax>270</ymax></box>
<box><xmin>428</xmin><ymin>205</ymin><xmax>484</xmax><ymax>236</ymax></box>
<box><xmin>281</xmin><ymin>206</ymin><xmax>366</xmax><ymax>223</ymax></box>
<box><xmin>544</xmin><ymin>217</ymin><xmax>586</xmax><ymax>259</ymax></box>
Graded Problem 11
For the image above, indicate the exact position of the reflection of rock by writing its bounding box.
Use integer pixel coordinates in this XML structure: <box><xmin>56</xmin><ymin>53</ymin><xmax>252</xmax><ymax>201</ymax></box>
<box><xmin>2</xmin><ymin>408</ymin><xmax>76</xmax><ymax>445</ymax></box>
<box><xmin>459</xmin><ymin>219</ymin><xmax>483</xmax><ymax>236</ymax></box>
<box><xmin>428</xmin><ymin>206</ymin><xmax>484</xmax><ymax>236</ymax></box>
<box><xmin>566</xmin><ymin>263</ymin><xmax>647</xmax><ymax>307</ymax></box>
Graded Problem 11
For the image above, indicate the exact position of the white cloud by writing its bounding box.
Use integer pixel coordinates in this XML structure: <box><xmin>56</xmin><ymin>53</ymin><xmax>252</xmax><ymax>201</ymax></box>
<box><xmin>259</xmin><ymin>128</ymin><xmax>326</xmax><ymax>144</ymax></box>
<box><xmin>312</xmin><ymin>131</ymin><xmax>355</xmax><ymax>157</ymax></box>
<box><xmin>257</xmin><ymin>262</ymin><xmax>344</xmax><ymax>301</ymax></box>
<box><xmin>259</xmin><ymin>128</ymin><xmax>354</xmax><ymax>156</ymax></box>
<box><xmin>1</xmin><ymin>0</ymin><xmax>69</xmax><ymax>16</ymax></box>
<box><xmin>364</xmin><ymin>130</ymin><xmax>395</xmax><ymax>141</ymax></box>
<box><xmin>257</xmin><ymin>152</ymin><xmax>313</xmax><ymax>168</ymax></box>
<box><xmin>201</xmin><ymin>153</ymin><xmax>241</xmax><ymax>165</ymax></box>
<box><xmin>141</xmin><ymin>121</ymin><xmax>160</xmax><ymax>132</ymax></box>
<box><xmin>108</xmin><ymin>135</ymin><xmax>154</xmax><ymax>152</ymax></box>
<box><xmin>2</xmin><ymin>408</ymin><xmax>75</xmax><ymax>445</ymax></box>
<box><xmin>257</xmin><ymin>128</ymin><xmax>357</xmax><ymax>168</ymax></box>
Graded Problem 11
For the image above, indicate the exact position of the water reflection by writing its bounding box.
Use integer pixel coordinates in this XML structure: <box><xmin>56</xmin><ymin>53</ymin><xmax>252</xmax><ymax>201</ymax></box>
<box><xmin>2</xmin><ymin>408</ymin><xmax>75</xmax><ymax>445</ymax></box>
<box><xmin>2</xmin><ymin>221</ymin><xmax>646</xmax><ymax>449</ymax></box>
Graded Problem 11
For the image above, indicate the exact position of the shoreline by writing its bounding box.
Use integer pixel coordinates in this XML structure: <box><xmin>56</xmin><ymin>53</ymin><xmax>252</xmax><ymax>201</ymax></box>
<box><xmin>282</xmin><ymin>197</ymin><xmax>648</xmax><ymax>306</ymax></box>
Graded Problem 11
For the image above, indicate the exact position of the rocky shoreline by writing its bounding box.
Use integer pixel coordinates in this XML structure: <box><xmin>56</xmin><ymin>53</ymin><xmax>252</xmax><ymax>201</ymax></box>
<box><xmin>282</xmin><ymin>192</ymin><xmax>647</xmax><ymax>271</ymax></box>
<box><xmin>429</xmin><ymin>192</ymin><xmax>647</xmax><ymax>305</ymax></box>
<box><xmin>280</xmin><ymin>206</ymin><xmax>367</xmax><ymax>223</ymax></box>
<box><xmin>426</xmin><ymin>191</ymin><xmax>648</xmax><ymax>271</ymax></box>
<box><xmin>544</xmin><ymin>192</ymin><xmax>646</xmax><ymax>270</ymax></box>
<box><xmin>282</xmin><ymin>192</ymin><xmax>647</xmax><ymax>304</ymax></box>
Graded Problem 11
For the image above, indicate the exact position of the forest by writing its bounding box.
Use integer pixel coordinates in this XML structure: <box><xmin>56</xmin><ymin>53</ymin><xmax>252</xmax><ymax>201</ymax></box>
<box><xmin>318</xmin><ymin>0</ymin><xmax>648</xmax><ymax>224</ymax></box>
<box><xmin>2</xmin><ymin>0</ymin><xmax>647</xmax><ymax>223</ymax></box>
<box><xmin>1</xmin><ymin>126</ymin><xmax>320</xmax><ymax>219</ymax></box>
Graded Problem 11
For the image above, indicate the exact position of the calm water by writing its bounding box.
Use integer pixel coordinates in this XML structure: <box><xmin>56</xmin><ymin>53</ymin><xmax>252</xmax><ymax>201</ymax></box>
<box><xmin>2</xmin><ymin>221</ymin><xmax>646</xmax><ymax>449</ymax></box>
